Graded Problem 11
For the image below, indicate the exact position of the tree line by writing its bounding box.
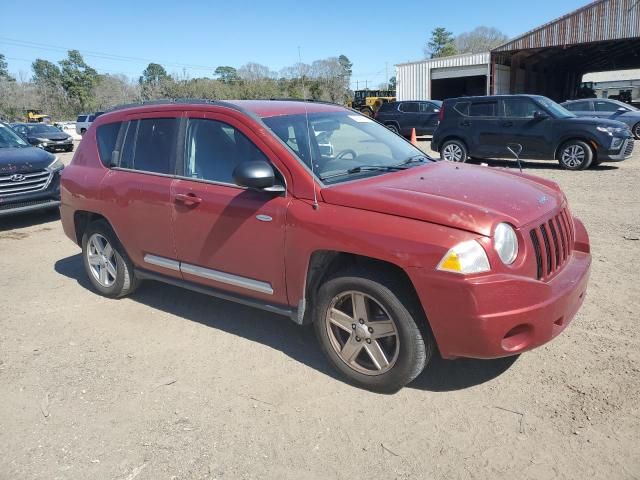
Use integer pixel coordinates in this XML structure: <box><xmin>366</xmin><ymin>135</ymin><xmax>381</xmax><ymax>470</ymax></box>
<box><xmin>425</xmin><ymin>26</ymin><xmax>510</xmax><ymax>58</ymax></box>
<box><xmin>0</xmin><ymin>51</ymin><xmax>353</xmax><ymax>121</ymax></box>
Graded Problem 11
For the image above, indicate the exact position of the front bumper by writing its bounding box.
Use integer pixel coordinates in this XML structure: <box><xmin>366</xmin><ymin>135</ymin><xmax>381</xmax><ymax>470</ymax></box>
<box><xmin>597</xmin><ymin>137</ymin><xmax>634</xmax><ymax>161</ymax></box>
<box><xmin>41</xmin><ymin>139</ymin><xmax>73</xmax><ymax>151</ymax></box>
<box><xmin>410</xmin><ymin>223</ymin><xmax>591</xmax><ymax>359</ymax></box>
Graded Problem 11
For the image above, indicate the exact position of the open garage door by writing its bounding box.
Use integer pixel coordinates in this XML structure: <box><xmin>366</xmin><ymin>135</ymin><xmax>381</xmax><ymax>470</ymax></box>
<box><xmin>431</xmin><ymin>75</ymin><xmax>487</xmax><ymax>100</ymax></box>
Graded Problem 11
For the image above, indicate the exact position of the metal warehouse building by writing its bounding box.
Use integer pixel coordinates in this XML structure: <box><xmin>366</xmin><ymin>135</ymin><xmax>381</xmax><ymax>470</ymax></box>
<box><xmin>396</xmin><ymin>0</ymin><xmax>640</xmax><ymax>101</ymax></box>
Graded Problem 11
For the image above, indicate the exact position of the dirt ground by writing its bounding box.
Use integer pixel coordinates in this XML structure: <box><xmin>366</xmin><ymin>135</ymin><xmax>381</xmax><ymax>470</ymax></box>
<box><xmin>1</xmin><ymin>141</ymin><xmax>639</xmax><ymax>480</ymax></box>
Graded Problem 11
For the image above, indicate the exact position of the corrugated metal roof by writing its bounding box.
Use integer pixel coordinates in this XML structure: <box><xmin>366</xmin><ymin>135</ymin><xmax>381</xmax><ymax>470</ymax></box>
<box><xmin>494</xmin><ymin>0</ymin><xmax>640</xmax><ymax>52</ymax></box>
<box><xmin>395</xmin><ymin>52</ymin><xmax>490</xmax><ymax>68</ymax></box>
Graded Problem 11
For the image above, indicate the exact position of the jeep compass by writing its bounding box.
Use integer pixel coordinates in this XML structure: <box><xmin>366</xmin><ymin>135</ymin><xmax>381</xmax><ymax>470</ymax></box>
<box><xmin>60</xmin><ymin>100</ymin><xmax>591</xmax><ymax>392</ymax></box>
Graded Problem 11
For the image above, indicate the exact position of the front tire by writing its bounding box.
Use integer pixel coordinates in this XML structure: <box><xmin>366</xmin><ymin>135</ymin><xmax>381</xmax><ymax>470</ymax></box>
<box><xmin>440</xmin><ymin>139</ymin><xmax>468</xmax><ymax>162</ymax></box>
<box><xmin>558</xmin><ymin>140</ymin><xmax>593</xmax><ymax>170</ymax></box>
<box><xmin>313</xmin><ymin>269</ymin><xmax>433</xmax><ymax>393</ymax></box>
<box><xmin>82</xmin><ymin>220</ymin><xmax>139</xmax><ymax>298</ymax></box>
<box><xmin>632</xmin><ymin>122</ymin><xmax>640</xmax><ymax>140</ymax></box>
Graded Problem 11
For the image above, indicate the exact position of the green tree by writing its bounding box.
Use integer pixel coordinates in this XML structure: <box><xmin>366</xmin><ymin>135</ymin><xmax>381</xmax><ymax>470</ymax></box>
<box><xmin>59</xmin><ymin>50</ymin><xmax>98</xmax><ymax>110</ymax></box>
<box><xmin>214</xmin><ymin>66</ymin><xmax>240</xmax><ymax>84</ymax></box>
<box><xmin>0</xmin><ymin>54</ymin><xmax>14</xmax><ymax>82</ymax></box>
<box><xmin>389</xmin><ymin>76</ymin><xmax>396</xmax><ymax>89</ymax></box>
<box><xmin>338</xmin><ymin>55</ymin><xmax>352</xmax><ymax>79</ymax></box>
<box><xmin>32</xmin><ymin>59</ymin><xmax>61</xmax><ymax>87</ymax></box>
<box><xmin>139</xmin><ymin>62</ymin><xmax>169</xmax><ymax>86</ymax></box>
<box><xmin>425</xmin><ymin>27</ymin><xmax>457</xmax><ymax>58</ymax></box>
<box><xmin>455</xmin><ymin>26</ymin><xmax>509</xmax><ymax>54</ymax></box>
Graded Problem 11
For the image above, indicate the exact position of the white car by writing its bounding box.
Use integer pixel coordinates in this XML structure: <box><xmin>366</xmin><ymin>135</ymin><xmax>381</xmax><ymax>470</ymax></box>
<box><xmin>75</xmin><ymin>112</ymin><xmax>104</xmax><ymax>136</ymax></box>
<box><xmin>55</xmin><ymin>122</ymin><xmax>82</xmax><ymax>141</ymax></box>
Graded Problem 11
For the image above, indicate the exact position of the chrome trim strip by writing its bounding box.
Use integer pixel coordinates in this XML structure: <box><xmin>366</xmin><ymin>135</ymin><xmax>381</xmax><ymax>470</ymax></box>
<box><xmin>180</xmin><ymin>263</ymin><xmax>274</xmax><ymax>295</ymax></box>
<box><xmin>143</xmin><ymin>254</ymin><xmax>180</xmax><ymax>272</ymax></box>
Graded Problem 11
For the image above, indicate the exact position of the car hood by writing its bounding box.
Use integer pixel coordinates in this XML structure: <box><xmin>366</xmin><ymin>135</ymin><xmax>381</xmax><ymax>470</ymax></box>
<box><xmin>0</xmin><ymin>147</ymin><xmax>55</xmax><ymax>174</ymax></box>
<box><xmin>29</xmin><ymin>132</ymin><xmax>70</xmax><ymax>141</ymax></box>
<box><xmin>321</xmin><ymin>161</ymin><xmax>565</xmax><ymax>236</ymax></box>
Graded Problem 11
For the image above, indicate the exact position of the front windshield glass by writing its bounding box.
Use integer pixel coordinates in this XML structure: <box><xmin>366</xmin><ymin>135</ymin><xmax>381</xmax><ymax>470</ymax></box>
<box><xmin>0</xmin><ymin>123</ymin><xmax>29</xmax><ymax>148</ymax></box>
<box><xmin>263</xmin><ymin>111</ymin><xmax>433</xmax><ymax>184</ymax></box>
<box><xmin>536</xmin><ymin>96</ymin><xmax>575</xmax><ymax>118</ymax></box>
<box><xmin>26</xmin><ymin>124</ymin><xmax>60</xmax><ymax>134</ymax></box>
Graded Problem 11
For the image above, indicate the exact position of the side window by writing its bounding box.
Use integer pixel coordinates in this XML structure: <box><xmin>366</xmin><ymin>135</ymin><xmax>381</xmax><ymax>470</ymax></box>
<box><xmin>96</xmin><ymin>122</ymin><xmax>122</xmax><ymax>167</ymax></box>
<box><xmin>420</xmin><ymin>102</ymin><xmax>438</xmax><ymax>113</ymax></box>
<box><xmin>76</xmin><ymin>115</ymin><xmax>87</xmax><ymax>123</ymax></box>
<box><xmin>119</xmin><ymin>118</ymin><xmax>178</xmax><ymax>174</ymax></box>
<box><xmin>595</xmin><ymin>101</ymin><xmax>621</xmax><ymax>112</ymax></box>
<box><xmin>454</xmin><ymin>102</ymin><xmax>470</xmax><ymax>116</ymax></box>
<box><xmin>564</xmin><ymin>101</ymin><xmax>591</xmax><ymax>112</ymax></box>
<box><xmin>399</xmin><ymin>102</ymin><xmax>418</xmax><ymax>113</ymax></box>
<box><xmin>502</xmin><ymin>98</ymin><xmax>539</xmax><ymax>118</ymax></box>
<box><xmin>469</xmin><ymin>101</ymin><xmax>497</xmax><ymax>117</ymax></box>
<box><xmin>184</xmin><ymin>118</ymin><xmax>270</xmax><ymax>184</ymax></box>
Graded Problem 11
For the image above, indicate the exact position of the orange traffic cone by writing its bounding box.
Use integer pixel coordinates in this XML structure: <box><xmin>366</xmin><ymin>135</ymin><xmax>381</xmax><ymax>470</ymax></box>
<box><xmin>410</xmin><ymin>128</ymin><xmax>418</xmax><ymax>146</ymax></box>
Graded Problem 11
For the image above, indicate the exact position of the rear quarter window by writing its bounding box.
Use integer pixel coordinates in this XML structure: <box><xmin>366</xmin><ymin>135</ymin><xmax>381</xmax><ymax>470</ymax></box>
<box><xmin>453</xmin><ymin>102</ymin><xmax>470</xmax><ymax>116</ymax></box>
<box><xmin>96</xmin><ymin>122</ymin><xmax>122</xmax><ymax>167</ymax></box>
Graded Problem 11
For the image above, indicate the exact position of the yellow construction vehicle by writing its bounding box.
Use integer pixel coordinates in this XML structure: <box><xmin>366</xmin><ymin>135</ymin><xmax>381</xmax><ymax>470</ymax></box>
<box><xmin>25</xmin><ymin>109</ymin><xmax>51</xmax><ymax>123</ymax></box>
<box><xmin>348</xmin><ymin>89</ymin><xmax>396</xmax><ymax>117</ymax></box>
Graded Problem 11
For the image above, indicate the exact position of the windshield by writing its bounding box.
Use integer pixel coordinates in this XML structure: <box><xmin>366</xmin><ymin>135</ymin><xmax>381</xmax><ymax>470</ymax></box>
<box><xmin>536</xmin><ymin>96</ymin><xmax>575</xmax><ymax>118</ymax></box>
<box><xmin>263</xmin><ymin>111</ymin><xmax>433</xmax><ymax>184</ymax></box>
<box><xmin>25</xmin><ymin>124</ymin><xmax>60</xmax><ymax>134</ymax></box>
<box><xmin>0</xmin><ymin>123</ymin><xmax>30</xmax><ymax>148</ymax></box>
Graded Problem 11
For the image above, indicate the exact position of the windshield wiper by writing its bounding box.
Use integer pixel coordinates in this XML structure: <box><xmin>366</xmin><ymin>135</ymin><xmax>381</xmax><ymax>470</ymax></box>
<box><xmin>396</xmin><ymin>154</ymin><xmax>430</xmax><ymax>167</ymax></box>
<box><xmin>320</xmin><ymin>165</ymin><xmax>408</xmax><ymax>181</ymax></box>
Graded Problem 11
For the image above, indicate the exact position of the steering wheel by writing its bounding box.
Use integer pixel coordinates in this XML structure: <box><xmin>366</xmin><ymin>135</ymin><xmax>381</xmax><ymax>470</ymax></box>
<box><xmin>334</xmin><ymin>149</ymin><xmax>357</xmax><ymax>160</ymax></box>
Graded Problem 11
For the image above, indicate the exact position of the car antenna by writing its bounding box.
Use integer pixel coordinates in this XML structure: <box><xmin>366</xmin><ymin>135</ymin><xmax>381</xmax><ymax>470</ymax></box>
<box><xmin>507</xmin><ymin>143</ymin><xmax>523</xmax><ymax>173</ymax></box>
<box><xmin>299</xmin><ymin>46</ymin><xmax>319</xmax><ymax>210</ymax></box>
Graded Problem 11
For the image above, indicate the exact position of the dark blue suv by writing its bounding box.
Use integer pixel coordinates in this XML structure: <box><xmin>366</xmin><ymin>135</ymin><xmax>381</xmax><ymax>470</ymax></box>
<box><xmin>432</xmin><ymin>95</ymin><xmax>634</xmax><ymax>170</ymax></box>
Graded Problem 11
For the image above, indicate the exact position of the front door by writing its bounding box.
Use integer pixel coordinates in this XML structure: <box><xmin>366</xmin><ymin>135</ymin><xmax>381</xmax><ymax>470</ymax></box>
<box><xmin>171</xmin><ymin>112</ymin><xmax>290</xmax><ymax>305</ymax></box>
<box><xmin>498</xmin><ymin>97</ymin><xmax>551</xmax><ymax>158</ymax></box>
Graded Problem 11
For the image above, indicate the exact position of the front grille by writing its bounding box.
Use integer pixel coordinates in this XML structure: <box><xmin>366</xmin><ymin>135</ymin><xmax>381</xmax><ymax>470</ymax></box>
<box><xmin>0</xmin><ymin>169</ymin><xmax>52</xmax><ymax>197</ymax></box>
<box><xmin>529</xmin><ymin>208</ymin><xmax>574</xmax><ymax>280</ymax></box>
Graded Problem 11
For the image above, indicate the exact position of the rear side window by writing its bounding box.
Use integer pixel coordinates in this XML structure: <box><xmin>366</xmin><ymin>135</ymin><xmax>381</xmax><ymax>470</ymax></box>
<box><xmin>119</xmin><ymin>118</ymin><xmax>178</xmax><ymax>174</ymax></box>
<box><xmin>420</xmin><ymin>102</ymin><xmax>439</xmax><ymax>113</ymax></box>
<box><xmin>453</xmin><ymin>102</ymin><xmax>470</xmax><ymax>116</ymax></box>
<box><xmin>377</xmin><ymin>103</ymin><xmax>395</xmax><ymax>113</ymax></box>
<box><xmin>564</xmin><ymin>101</ymin><xmax>592</xmax><ymax>112</ymax></box>
<box><xmin>595</xmin><ymin>101</ymin><xmax>621</xmax><ymax>112</ymax></box>
<box><xmin>399</xmin><ymin>102</ymin><xmax>419</xmax><ymax>113</ymax></box>
<box><xmin>77</xmin><ymin>115</ymin><xmax>87</xmax><ymax>122</ymax></box>
<box><xmin>96</xmin><ymin>122</ymin><xmax>122</xmax><ymax>167</ymax></box>
<box><xmin>469</xmin><ymin>101</ymin><xmax>497</xmax><ymax>117</ymax></box>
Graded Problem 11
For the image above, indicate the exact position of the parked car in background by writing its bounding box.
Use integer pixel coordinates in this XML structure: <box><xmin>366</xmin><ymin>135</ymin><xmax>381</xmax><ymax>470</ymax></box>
<box><xmin>0</xmin><ymin>121</ymin><xmax>64</xmax><ymax>216</ymax></box>
<box><xmin>432</xmin><ymin>94</ymin><xmax>634</xmax><ymax>170</ymax></box>
<box><xmin>59</xmin><ymin>99</ymin><xmax>591</xmax><ymax>392</ymax></box>
<box><xmin>10</xmin><ymin>122</ymin><xmax>74</xmax><ymax>152</ymax></box>
<box><xmin>75</xmin><ymin>111</ymin><xmax>104</xmax><ymax>135</ymax></box>
<box><xmin>374</xmin><ymin>100</ymin><xmax>442</xmax><ymax>137</ymax></box>
<box><xmin>54</xmin><ymin>121</ymin><xmax>82</xmax><ymax>141</ymax></box>
<box><xmin>561</xmin><ymin>98</ymin><xmax>640</xmax><ymax>139</ymax></box>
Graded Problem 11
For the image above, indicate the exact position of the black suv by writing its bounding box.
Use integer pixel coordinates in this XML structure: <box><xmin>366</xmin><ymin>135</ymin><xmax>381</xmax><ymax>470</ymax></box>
<box><xmin>0</xmin><ymin>121</ymin><xmax>64</xmax><ymax>217</ymax></box>
<box><xmin>432</xmin><ymin>95</ymin><xmax>634</xmax><ymax>170</ymax></box>
<box><xmin>374</xmin><ymin>100</ymin><xmax>442</xmax><ymax>137</ymax></box>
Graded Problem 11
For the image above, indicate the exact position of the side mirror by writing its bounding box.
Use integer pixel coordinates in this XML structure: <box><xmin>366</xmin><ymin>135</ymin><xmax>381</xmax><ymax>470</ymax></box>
<box><xmin>533</xmin><ymin>111</ymin><xmax>549</xmax><ymax>120</ymax></box>
<box><xmin>616</xmin><ymin>107</ymin><xmax>627</xmax><ymax>114</ymax></box>
<box><xmin>233</xmin><ymin>160</ymin><xmax>283</xmax><ymax>192</ymax></box>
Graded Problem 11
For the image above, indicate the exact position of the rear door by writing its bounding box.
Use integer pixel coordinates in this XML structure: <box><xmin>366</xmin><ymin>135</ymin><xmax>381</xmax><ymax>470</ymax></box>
<box><xmin>418</xmin><ymin>102</ymin><xmax>441</xmax><ymax>135</ymax></box>
<box><xmin>462</xmin><ymin>99</ymin><xmax>501</xmax><ymax>157</ymax></box>
<box><xmin>171</xmin><ymin>110</ymin><xmax>290</xmax><ymax>305</ymax></box>
<box><xmin>100</xmin><ymin>113</ymin><xmax>182</xmax><ymax>277</ymax></box>
<box><xmin>397</xmin><ymin>102</ymin><xmax>419</xmax><ymax>136</ymax></box>
<box><xmin>498</xmin><ymin>97</ymin><xmax>551</xmax><ymax>158</ymax></box>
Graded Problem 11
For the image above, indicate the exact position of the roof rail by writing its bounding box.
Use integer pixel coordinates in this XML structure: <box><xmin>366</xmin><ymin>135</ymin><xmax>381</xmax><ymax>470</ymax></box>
<box><xmin>106</xmin><ymin>98</ymin><xmax>218</xmax><ymax>113</ymax></box>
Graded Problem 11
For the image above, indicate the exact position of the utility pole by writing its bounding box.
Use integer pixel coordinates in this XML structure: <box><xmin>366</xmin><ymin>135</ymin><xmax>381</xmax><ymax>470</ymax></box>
<box><xmin>385</xmin><ymin>62</ymin><xmax>389</xmax><ymax>90</ymax></box>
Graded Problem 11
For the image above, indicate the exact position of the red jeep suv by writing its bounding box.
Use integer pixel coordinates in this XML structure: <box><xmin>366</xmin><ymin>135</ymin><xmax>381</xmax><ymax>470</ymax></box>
<box><xmin>60</xmin><ymin>100</ymin><xmax>591</xmax><ymax>392</ymax></box>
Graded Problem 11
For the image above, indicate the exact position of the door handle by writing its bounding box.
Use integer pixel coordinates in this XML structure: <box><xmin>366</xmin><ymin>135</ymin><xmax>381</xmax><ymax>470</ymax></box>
<box><xmin>460</xmin><ymin>121</ymin><xmax>471</xmax><ymax>127</ymax></box>
<box><xmin>175</xmin><ymin>192</ymin><xmax>202</xmax><ymax>207</ymax></box>
<box><xmin>503</xmin><ymin>121</ymin><xmax>513</xmax><ymax>127</ymax></box>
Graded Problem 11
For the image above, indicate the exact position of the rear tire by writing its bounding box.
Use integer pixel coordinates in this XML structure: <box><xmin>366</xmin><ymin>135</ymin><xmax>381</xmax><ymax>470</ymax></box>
<box><xmin>313</xmin><ymin>268</ymin><xmax>433</xmax><ymax>393</ymax></box>
<box><xmin>558</xmin><ymin>140</ymin><xmax>593</xmax><ymax>170</ymax></box>
<box><xmin>81</xmin><ymin>220</ymin><xmax>139</xmax><ymax>298</ymax></box>
<box><xmin>440</xmin><ymin>139</ymin><xmax>468</xmax><ymax>163</ymax></box>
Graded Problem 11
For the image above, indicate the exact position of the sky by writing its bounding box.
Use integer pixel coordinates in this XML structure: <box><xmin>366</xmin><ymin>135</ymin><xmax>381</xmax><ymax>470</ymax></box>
<box><xmin>1</xmin><ymin>0</ymin><xmax>590</xmax><ymax>89</ymax></box>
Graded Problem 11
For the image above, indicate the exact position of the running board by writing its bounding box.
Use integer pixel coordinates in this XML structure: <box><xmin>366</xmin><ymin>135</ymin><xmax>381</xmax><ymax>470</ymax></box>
<box><xmin>134</xmin><ymin>268</ymin><xmax>297</xmax><ymax>321</ymax></box>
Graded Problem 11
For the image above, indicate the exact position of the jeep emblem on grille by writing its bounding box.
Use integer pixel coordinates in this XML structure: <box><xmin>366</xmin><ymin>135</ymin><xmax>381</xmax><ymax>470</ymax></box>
<box><xmin>9</xmin><ymin>174</ymin><xmax>26</xmax><ymax>182</ymax></box>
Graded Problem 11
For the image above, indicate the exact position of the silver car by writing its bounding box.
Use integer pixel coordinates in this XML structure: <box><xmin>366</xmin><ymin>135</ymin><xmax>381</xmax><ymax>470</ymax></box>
<box><xmin>562</xmin><ymin>98</ymin><xmax>640</xmax><ymax>139</ymax></box>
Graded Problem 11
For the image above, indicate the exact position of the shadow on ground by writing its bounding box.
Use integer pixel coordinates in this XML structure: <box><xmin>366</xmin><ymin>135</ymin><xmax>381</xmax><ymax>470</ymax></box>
<box><xmin>55</xmin><ymin>253</ymin><xmax>517</xmax><ymax>393</ymax></box>
<box><xmin>0</xmin><ymin>209</ymin><xmax>60</xmax><ymax>232</ymax></box>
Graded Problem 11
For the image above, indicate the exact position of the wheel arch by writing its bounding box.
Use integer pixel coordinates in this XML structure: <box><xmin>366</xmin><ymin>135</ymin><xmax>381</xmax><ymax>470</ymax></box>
<box><xmin>439</xmin><ymin>136</ymin><xmax>469</xmax><ymax>153</ymax></box>
<box><xmin>554</xmin><ymin>136</ymin><xmax>598</xmax><ymax>161</ymax></box>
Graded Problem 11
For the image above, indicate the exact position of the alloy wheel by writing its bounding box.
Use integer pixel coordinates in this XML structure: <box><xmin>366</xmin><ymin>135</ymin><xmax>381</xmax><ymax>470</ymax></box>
<box><xmin>86</xmin><ymin>233</ymin><xmax>117</xmax><ymax>287</ymax></box>
<box><xmin>633</xmin><ymin>123</ymin><xmax>640</xmax><ymax>139</ymax></box>
<box><xmin>442</xmin><ymin>143</ymin><xmax>464</xmax><ymax>162</ymax></box>
<box><xmin>561</xmin><ymin>144</ymin><xmax>585</xmax><ymax>168</ymax></box>
<box><xmin>325</xmin><ymin>290</ymin><xmax>400</xmax><ymax>376</ymax></box>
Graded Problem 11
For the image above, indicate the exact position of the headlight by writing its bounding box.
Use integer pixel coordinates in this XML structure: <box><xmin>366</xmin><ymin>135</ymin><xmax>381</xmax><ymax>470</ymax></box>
<box><xmin>437</xmin><ymin>240</ymin><xmax>490</xmax><ymax>274</ymax></box>
<box><xmin>611</xmin><ymin>137</ymin><xmax>624</xmax><ymax>150</ymax></box>
<box><xmin>596</xmin><ymin>125</ymin><xmax>625</xmax><ymax>135</ymax></box>
<box><xmin>494</xmin><ymin>223</ymin><xmax>518</xmax><ymax>265</ymax></box>
<box><xmin>46</xmin><ymin>156</ymin><xmax>64</xmax><ymax>172</ymax></box>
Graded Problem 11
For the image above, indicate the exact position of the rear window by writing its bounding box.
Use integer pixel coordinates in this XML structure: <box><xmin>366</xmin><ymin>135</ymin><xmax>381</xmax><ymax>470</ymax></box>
<box><xmin>469</xmin><ymin>101</ymin><xmax>497</xmax><ymax>117</ymax></box>
<box><xmin>77</xmin><ymin>115</ymin><xmax>87</xmax><ymax>122</ymax></box>
<box><xmin>96</xmin><ymin>122</ymin><xmax>122</xmax><ymax>167</ymax></box>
